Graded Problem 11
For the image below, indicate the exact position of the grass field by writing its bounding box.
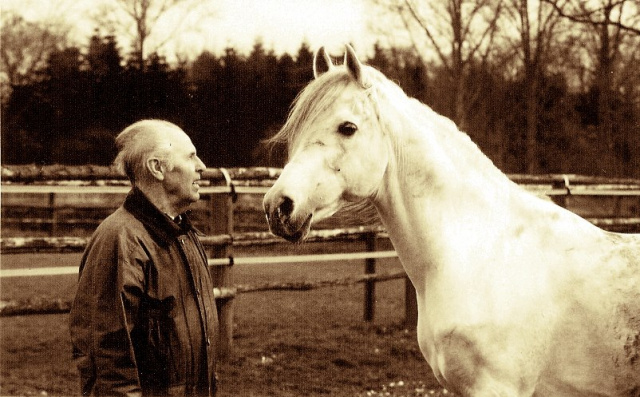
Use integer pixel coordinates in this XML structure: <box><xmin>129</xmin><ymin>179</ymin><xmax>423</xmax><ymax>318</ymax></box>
<box><xmin>4</xmin><ymin>188</ymin><xmax>637</xmax><ymax>396</ymax></box>
<box><xmin>1</xmin><ymin>250</ymin><xmax>445</xmax><ymax>397</ymax></box>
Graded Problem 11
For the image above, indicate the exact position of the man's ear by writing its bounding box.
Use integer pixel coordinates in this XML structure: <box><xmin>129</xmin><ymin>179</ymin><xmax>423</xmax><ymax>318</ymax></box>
<box><xmin>146</xmin><ymin>158</ymin><xmax>165</xmax><ymax>181</ymax></box>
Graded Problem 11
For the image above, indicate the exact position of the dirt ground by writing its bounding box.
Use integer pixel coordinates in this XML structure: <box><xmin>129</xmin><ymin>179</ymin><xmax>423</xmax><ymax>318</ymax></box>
<box><xmin>1</xmin><ymin>253</ymin><xmax>448</xmax><ymax>397</ymax></box>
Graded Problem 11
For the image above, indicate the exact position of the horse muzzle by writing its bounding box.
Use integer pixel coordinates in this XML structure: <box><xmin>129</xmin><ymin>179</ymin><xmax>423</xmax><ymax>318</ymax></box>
<box><xmin>264</xmin><ymin>195</ymin><xmax>313</xmax><ymax>243</ymax></box>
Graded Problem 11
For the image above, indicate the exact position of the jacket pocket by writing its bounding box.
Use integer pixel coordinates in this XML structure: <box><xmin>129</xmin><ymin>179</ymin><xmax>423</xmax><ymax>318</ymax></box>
<box><xmin>136</xmin><ymin>296</ymin><xmax>185</xmax><ymax>392</ymax></box>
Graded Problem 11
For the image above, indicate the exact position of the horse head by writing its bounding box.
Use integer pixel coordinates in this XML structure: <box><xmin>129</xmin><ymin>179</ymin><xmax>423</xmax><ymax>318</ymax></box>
<box><xmin>263</xmin><ymin>45</ymin><xmax>389</xmax><ymax>242</ymax></box>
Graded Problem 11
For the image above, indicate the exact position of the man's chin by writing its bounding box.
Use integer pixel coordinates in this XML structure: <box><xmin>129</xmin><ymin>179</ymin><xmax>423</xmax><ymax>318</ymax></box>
<box><xmin>180</xmin><ymin>192</ymin><xmax>200</xmax><ymax>209</ymax></box>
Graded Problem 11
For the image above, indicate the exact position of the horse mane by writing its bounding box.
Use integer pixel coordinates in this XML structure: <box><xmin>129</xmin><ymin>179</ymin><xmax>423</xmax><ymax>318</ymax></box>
<box><xmin>270</xmin><ymin>61</ymin><xmax>513</xmax><ymax>217</ymax></box>
<box><xmin>361</xmin><ymin>65</ymin><xmax>511</xmax><ymax>188</ymax></box>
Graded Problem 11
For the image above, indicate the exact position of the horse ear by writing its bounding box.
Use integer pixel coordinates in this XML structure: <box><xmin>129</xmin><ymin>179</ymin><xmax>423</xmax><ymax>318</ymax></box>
<box><xmin>313</xmin><ymin>47</ymin><xmax>334</xmax><ymax>78</ymax></box>
<box><xmin>344</xmin><ymin>44</ymin><xmax>367</xmax><ymax>87</ymax></box>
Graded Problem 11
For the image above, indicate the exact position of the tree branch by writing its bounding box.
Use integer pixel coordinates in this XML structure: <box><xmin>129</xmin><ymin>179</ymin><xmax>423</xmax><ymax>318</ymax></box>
<box><xmin>541</xmin><ymin>0</ymin><xmax>640</xmax><ymax>35</ymax></box>
<box><xmin>403</xmin><ymin>0</ymin><xmax>451</xmax><ymax>68</ymax></box>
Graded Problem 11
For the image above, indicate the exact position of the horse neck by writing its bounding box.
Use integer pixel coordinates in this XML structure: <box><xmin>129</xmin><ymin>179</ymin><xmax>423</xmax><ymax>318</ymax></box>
<box><xmin>371</xmin><ymin>104</ymin><xmax>519</xmax><ymax>287</ymax></box>
<box><xmin>378</xmin><ymin>98</ymin><xmax>514</xmax><ymax>208</ymax></box>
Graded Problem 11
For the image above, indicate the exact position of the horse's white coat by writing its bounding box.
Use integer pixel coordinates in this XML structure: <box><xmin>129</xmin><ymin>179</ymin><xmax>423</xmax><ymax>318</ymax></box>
<box><xmin>263</xmin><ymin>45</ymin><xmax>640</xmax><ymax>397</ymax></box>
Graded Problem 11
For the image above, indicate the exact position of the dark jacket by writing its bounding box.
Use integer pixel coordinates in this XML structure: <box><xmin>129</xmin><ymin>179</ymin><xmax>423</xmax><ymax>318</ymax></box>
<box><xmin>70</xmin><ymin>188</ymin><xmax>218</xmax><ymax>397</ymax></box>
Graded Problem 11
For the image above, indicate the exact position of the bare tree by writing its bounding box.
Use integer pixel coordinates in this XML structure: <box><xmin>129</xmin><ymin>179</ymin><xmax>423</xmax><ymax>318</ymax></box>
<box><xmin>542</xmin><ymin>0</ymin><xmax>640</xmax><ymax>151</ymax></box>
<box><xmin>0</xmin><ymin>13</ymin><xmax>69</xmax><ymax>87</ymax></box>
<box><xmin>542</xmin><ymin>0</ymin><xmax>640</xmax><ymax>35</ymax></box>
<box><xmin>542</xmin><ymin>0</ymin><xmax>640</xmax><ymax>134</ymax></box>
<box><xmin>94</xmin><ymin>0</ymin><xmax>216</xmax><ymax>69</ymax></box>
<box><xmin>369</xmin><ymin>0</ymin><xmax>503</xmax><ymax>131</ymax></box>
<box><xmin>501</xmin><ymin>0</ymin><xmax>563</xmax><ymax>173</ymax></box>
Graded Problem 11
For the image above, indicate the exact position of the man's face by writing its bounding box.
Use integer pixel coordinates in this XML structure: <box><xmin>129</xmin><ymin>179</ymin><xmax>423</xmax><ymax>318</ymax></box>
<box><xmin>162</xmin><ymin>130</ymin><xmax>206</xmax><ymax>213</ymax></box>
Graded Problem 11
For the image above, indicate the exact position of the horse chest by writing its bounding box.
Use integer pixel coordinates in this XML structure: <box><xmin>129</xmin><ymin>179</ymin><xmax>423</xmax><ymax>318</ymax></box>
<box><xmin>416</xmin><ymin>313</ymin><xmax>549</xmax><ymax>396</ymax></box>
<box><xmin>414</xmin><ymin>269</ymin><xmax>550</xmax><ymax>390</ymax></box>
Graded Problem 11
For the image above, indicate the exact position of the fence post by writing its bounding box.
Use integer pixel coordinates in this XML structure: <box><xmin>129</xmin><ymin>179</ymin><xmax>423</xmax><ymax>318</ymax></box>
<box><xmin>551</xmin><ymin>176</ymin><xmax>569</xmax><ymax>209</ymax></box>
<box><xmin>49</xmin><ymin>192</ymin><xmax>57</xmax><ymax>237</ymax></box>
<box><xmin>404</xmin><ymin>278</ymin><xmax>418</xmax><ymax>328</ymax></box>
<box><xmin>208</xmin><ymin>170</ymin><xmax>235</xmax><ymax>361</ymax></box>
<box><xmin>363</xmin><ymin>232</ymin><xmax>376</xmax><ymax>322</ymax></box>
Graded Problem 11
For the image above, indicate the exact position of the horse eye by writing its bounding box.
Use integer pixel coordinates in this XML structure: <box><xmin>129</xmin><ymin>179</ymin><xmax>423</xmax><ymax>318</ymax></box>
<box><xmin>337</xmin><ymin>122</ymin><xmax>358</xmax><ymax>136</ymax></box>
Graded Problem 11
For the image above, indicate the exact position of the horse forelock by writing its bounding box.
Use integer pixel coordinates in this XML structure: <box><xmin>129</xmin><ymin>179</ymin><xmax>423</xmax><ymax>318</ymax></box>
<box><xmin>271</xmin><ymin>70</ymin><xmax>355</xmax><ymax>155</ymax></box>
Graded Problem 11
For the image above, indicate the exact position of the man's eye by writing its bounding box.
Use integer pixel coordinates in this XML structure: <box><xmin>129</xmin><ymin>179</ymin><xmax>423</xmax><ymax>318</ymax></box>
<box><xmin>337</xmin><ymin>122</ymin><xmax>358</xmax><ymax>136</ymax></box>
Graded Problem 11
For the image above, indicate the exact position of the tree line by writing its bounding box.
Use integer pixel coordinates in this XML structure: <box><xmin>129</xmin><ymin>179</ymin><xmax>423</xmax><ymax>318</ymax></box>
<box><xmin>1</xmin><ymin>33</ymin><xmax>316</xmax><ymax>168</ymax></box>
<box><xmin>1</xmin><ymin>10</ymin><xmax>639</xmax><ymax>177</ymax></box>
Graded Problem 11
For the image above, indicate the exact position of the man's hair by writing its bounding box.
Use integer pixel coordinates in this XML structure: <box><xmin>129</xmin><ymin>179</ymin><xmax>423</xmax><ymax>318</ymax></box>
<box><xmin>114</xmin><ymin>119</ymin><xmax>182</xmax><ymax>185</ymax></box>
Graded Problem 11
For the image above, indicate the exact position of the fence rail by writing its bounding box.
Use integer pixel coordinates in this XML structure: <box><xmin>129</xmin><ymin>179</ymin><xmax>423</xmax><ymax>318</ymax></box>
<box><xmin>2</xmin><ymin>165</ymin><xmax>640</xmax><ymax>360</ymax></box>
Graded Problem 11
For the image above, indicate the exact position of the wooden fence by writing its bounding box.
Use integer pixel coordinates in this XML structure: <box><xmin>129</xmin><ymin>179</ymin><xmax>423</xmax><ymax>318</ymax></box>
<box><xmin>2</xmin><ymin>165</ymin><xmax>640</xmax><ymax>359</ymax></box>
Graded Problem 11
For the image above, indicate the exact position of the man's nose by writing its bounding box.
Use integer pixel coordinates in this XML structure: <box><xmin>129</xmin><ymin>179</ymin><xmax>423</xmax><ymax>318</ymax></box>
<box><xmin>196</xmin><ymin>156</ymin><xmax>206</xmax><ymax>171</ymax></box>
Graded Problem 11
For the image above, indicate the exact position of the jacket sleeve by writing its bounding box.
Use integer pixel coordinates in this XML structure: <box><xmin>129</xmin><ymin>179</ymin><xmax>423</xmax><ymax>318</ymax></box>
<box><xmin>70</xmin><ymin>231</ymin><xmax>146</xmax><ymax>397</ymax></box>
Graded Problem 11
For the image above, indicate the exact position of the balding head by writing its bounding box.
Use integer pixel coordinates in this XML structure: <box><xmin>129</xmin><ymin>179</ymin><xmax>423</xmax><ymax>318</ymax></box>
<box><xmin>114</xmin><ymin>119</ymin><xmax>186</xmax><ymax>186</ymax></box>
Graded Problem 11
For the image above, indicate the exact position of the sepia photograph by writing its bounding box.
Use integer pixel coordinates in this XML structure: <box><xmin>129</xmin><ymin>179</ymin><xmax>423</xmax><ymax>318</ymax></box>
<box><xmin>1</xmin><ymin>0</ymin><xmax>639</xmax><ymax>396</ymax></box>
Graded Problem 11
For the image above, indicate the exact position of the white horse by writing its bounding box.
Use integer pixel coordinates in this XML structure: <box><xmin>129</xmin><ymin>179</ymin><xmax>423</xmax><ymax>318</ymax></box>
<box><xmin>263</xmin><ymin>45</ymin><xmax>640</xmax><ymax>397</ymax></box>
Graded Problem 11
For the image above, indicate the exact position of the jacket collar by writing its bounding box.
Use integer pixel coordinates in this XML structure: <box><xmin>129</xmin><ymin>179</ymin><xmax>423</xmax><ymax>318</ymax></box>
<box><xmin>123</xmin><ymin>187</ymin><xmax>196</xmax><ymax>245</ymax></box>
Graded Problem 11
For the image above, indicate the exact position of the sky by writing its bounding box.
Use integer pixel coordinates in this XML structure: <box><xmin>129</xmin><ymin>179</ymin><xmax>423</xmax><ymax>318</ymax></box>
<box><xmin>2</xmin><ymin>0</ymin><xmax>378</xmax><ymax>61</ymax></box>
<box><xmin>184</xmin><ymin>0</ymin><xmax>371</xmax><ymax>55</ymax></box>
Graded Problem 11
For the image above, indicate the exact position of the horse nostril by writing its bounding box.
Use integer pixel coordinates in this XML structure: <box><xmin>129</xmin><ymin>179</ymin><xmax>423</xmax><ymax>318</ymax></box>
<box><xmin>277</xmin><ymin>196</ymin><xmax>295</xmax><ymax>219</ymax></box>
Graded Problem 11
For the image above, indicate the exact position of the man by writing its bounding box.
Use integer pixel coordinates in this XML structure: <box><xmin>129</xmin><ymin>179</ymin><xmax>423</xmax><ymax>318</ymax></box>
<box><xmin>70</xmin><ymin>119</ymin><xmax>218</xmax><ymax>396</ymax></box>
